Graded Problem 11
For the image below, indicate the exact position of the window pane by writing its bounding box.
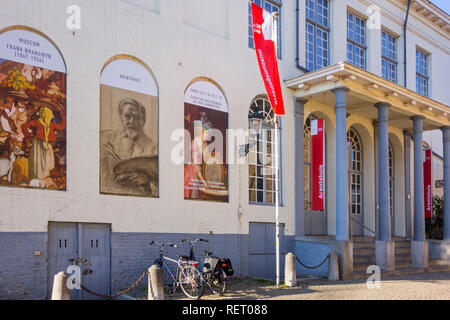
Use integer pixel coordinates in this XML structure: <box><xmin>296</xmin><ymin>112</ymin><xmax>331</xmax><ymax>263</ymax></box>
<box><xmin>248</xmin><ymin>98</ymin><xmax>281</xmax><ymax>205</ymax></box>
<box><xmin>305</xmin><ymin>0</ymin><xmax>329</xmax><ymax>71</ymax></box>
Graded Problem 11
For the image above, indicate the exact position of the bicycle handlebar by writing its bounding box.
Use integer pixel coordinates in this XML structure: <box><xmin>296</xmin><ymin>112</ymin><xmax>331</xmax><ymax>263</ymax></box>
<box><xmin>148</xmin><ymin>240</ymin><xmax>178</xmax><ymax>248</ymax></box>
<box><xmin>181</xmin><ymin>238</ymin><xmax>209</xmax><ymax>247</ymax></box>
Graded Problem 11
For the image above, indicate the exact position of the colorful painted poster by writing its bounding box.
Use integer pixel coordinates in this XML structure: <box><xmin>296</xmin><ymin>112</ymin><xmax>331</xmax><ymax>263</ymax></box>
<box><xmin>311</xmin><ymin>119</ymin><xmax>325</xmax><ymax>211</ymax></box>
<box><xmin>100</xmin><ymin>58</ymin><xmax>158</xmax><ymax>197</ymax></box>
<box><xmin>423</xmin><ymin>148</ymin><xmax>432</xmax><ymax>218</ymax></box>
<box><xmin>184</xmin><ymin>80</ymin><xmax>228</xmax><ymax>202</ymax></box>
<box><xmin>0</xmin><ymin>29</ymin><xmax>67</xmax><ymax>190</ymax></box>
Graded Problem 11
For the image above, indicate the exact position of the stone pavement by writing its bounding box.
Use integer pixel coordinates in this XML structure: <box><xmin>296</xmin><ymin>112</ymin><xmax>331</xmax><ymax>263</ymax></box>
<box><xmin>126</xmin><ymin>271</ymin><xmax>450</xmax><ymax>300</ymax></box>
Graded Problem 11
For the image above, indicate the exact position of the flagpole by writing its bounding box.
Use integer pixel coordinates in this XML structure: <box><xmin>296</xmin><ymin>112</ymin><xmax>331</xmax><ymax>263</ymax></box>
<box><xmin>272</xmin><ymin>11</ymin><xmax>281</xmax><ymax>290</ymax></box>
<box><xmin>274</xmin><ymin>114</ymin><xmax>280</xmax><ymax>289</ymax></box>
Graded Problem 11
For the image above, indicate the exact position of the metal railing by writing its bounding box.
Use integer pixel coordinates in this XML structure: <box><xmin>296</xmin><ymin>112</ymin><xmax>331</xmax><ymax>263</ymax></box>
<box><xmin>349</xmin><ymin>217</ymin><xmax>376</xmax><ymax>239</ymax></box>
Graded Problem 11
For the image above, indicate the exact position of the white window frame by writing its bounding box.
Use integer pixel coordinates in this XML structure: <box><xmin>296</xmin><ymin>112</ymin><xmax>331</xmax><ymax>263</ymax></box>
<box><xmin>416</xmin><ymin>48</ymin><xmax>429</xmax><ymax>97</ymax></box>
<box><xmin>381</xmin><ymin>30</ymin><xmax>398</xmax><ymax>83</ymax></box>
<box><xmin>248</xmin><ymin>97</ymin><xmax>282</xmax><ymax>206</ymax></box>
<box><xmin>347</xmin><ymin>11</ymin><xmax>367</xmax><ymax>70</ymax></box>
<box><xmin>305</xmin><ymin>0</ymin><xmax>330</xmax><ymax>71</ymax></box>
<box><xmin>248</xmin><ymin>0</ymin><xmax>282</xmax><ymax>59</ymax></box>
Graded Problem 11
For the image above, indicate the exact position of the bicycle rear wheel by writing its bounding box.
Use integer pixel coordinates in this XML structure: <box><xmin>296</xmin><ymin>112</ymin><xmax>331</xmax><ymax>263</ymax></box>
<box><xmin>212</xmin><ymin>271</ymin><xmax>227</xmax><ymax>295</ymax></box>
<box><xmin>178</xmin><ymin>265</ymin><xmax>204</xmax><ymax>299</ymax></box>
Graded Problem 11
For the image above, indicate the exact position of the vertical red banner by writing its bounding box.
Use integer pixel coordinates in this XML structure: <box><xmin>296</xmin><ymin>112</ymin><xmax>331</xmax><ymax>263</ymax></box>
<box><xmin>251</xmin><ymin>3</ymin><xmax>285</xmax><ymax>116</ymax></box>
<box><xmin>311</xmin><ymin>119</ymin><xmax>325</xmax><ymax>211</ymax></box>
<box><xmin>423</xmin><ymin>148</ymin><xmax>432</xmax><ymax>219</ymax></box>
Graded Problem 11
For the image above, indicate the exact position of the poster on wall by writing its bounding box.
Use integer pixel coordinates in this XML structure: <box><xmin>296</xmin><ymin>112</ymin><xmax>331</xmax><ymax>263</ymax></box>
<box><xmin>423</xmin><ymin>148</ymin><xmax>432</xmax><ymax>218</ymax></box>
<box><xmin>311</xmin><ymin>119</ymin><xmax>325</xmax><ymax>211</ymax></box>
<box><xmin>100</xmin><ymin>58</ymin><xmax>159</xmax><ymax>197</ymax></box>
<box><xmin>0</xmin><ymin>29</ymin><xmax>67</xmax><ymax>190</ymax></box>
<box><xmin>184</xmin><ymin>80</ymin><xmax>229</xmax><ymax>202</ymax></box>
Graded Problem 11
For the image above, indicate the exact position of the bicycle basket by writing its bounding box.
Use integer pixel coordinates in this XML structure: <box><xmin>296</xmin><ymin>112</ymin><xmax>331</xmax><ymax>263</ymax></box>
<box><xmin>203</xmin><ymin>256</ymin><xmax>220</xmax><ymax>273</ymax></box>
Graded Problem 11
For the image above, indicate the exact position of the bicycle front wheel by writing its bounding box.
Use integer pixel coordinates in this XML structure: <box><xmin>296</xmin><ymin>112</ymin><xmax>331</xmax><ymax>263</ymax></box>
<box><xmin>178</xmin><ymin>265</ymin><xmax>204</xmax><ymax>299</ymax></box>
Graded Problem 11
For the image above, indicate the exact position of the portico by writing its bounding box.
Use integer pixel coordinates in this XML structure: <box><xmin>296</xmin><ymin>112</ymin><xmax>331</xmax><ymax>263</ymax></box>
<box><xmin>287</xmin><ymin>62</ymin><xmax>450</xmax><ymax>279</ymax></box>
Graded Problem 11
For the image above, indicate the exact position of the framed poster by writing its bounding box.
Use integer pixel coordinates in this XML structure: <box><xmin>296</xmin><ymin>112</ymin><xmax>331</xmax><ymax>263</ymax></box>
<box><xmin>184</xmin><ymin>79</ymin><xmax>228</xmax><ymax>202</ymax></box>
<box><xmin>100</xmin><ymin>57</ymin><xmax>159</xmax><ymax>197</ymax></box>
<box><xmin>0</xmin><ymin>28</ymin><xmax>67</xmax><ymax>190</ymax></box>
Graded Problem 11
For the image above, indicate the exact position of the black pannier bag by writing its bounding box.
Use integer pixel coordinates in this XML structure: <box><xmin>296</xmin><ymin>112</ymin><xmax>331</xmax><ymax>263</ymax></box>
<box><xmin>219</xmin><ymin>258</ymin><xmax>234</xmax><ymax>276</ymax></box>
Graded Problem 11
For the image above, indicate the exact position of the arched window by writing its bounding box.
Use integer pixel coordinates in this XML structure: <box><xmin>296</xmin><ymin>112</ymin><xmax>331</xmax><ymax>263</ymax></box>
<box><xmin>248</xmin><ymin>97</ymin><xmax>280</xmax><ymax>205</ymax></box>
<box><xmin>347</xmin><ymin>128</ymin><xmax>363</xmax><ymax>219</ymax></box>
<box><xmin>303</xmin><ymin>114</ymin><xmax>318</xmax><ymax>211</ymax></box>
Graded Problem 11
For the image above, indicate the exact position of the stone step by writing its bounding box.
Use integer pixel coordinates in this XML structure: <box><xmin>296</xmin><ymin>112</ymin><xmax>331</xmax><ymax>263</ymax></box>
<box><xmin>428</xmin><ymin>260</ymin><xmax>450</xmax><ymax>271</ymax></box>
<box><xmin>353</xmin><ymin>262</ymin><xmax>372</xmax><ymax>272</ymax></box>
<box><xmin>395</xmin><ymin>260</ymin><xmax>411</xmax><ymax>269</ymax></box>
<box><xmin>352</xmin><ymin>236</ymin><xmax>376</xmax><ymax>242</ymax></box>
<box><xmin>353</xmin><ymin>248</ymin><xmax>375</xmax><ymax>256</ymax></box>
<box><xmin>353</xmin><ymin>242</ymin><xmax>376</xmax><ymax>249</ymax></box>
<box><xmin>395</xmin><ymin>253</ymin><xmax>411</xmax><ymax>261</ymax></box>
<box><xmin>353</xmin><ymin>255</ymin><xmax>376</xmax><ymax>264</ymax></box>
<box><xmin>395</xmin><ymin>241</ymin><xmax>411</xmax><ymax>249</ymax></box>
<box><xmin>395</xmin><ymin>247</ymin><xmax>411</xmax><ymax>255</ymax></box>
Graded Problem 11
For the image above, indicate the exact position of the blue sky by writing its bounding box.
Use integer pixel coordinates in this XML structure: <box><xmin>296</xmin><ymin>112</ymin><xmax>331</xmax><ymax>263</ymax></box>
<box><xmin>429</xmin><ymin>0</ymin><xmax>450</xmax><ymax>15</ymax></box>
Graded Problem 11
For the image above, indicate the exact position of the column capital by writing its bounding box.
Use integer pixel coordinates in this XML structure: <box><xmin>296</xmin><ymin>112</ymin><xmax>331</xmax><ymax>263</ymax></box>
<box><xmin>332</xmin><ymin>86</ymin><xmax>350</xmax><ymax>109</ymax></box>
<box><xmin>295</xmin><ymin>97</ymin><xmax>308</xmax><ymax>104</ymax></box>
<box><xmin>295</xmin><ymin>97</ymin><xmax>307</xmax><ymax>117</ymax></box>
<box><xmin>410</xmin><ymin>115</ymin><xmax>425</xmax><ymax>122</ymax></box>
<box><xmin>331</xmin><ymin>86</ymin><xmax>350</xmax><ymax>95</ymax></box>
<box><xmin>375</xmin><ymin>102</ymin><xmax>391</xmax><ymax>109</ymax></box>
<box><xmin>442</xmin><ymin>126</ymin><xmax>450</xmax><ymax>142</ymax></box>
<box><xmin>376</xmin><ymin>102</ymin><xmax>391</xmax><ymax>122</ymax></box>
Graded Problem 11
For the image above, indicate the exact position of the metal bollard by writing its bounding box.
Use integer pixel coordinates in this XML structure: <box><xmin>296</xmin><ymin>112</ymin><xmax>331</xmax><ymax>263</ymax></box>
<box><xmin>51</xmin><ymin>271</ymin><xmax>71</xmax><ymax>300</ymax></box>
<box><xmin>284</xmin><ymin>252</ymin><xmax>297</xmax><ymax>287</ymax></box>
<box><xmin>148</xmin><ymin>265</ymin><xmax>164</xmax><ymax>300</ymax></box>
<box><xmin>328</xmin><ymin>252</ymin><xmax>339</xmax><ymax>281</ymax></box>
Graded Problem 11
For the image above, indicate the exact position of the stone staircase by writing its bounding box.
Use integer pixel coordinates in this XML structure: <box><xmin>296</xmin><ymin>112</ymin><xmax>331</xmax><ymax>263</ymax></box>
<box><xmin>353</xmin><ymin>236</ymin><xmax>376</xmax><ymax>274</ymax></box>
<box><xmin>352</xmin><ymin>236</ymin><xmax>450</xmax><ymax>278</ymax></box>
<box><xmin>394</xmin><ymin>238</ymin><xmax>412</xmax><ymax>271</ymax></box>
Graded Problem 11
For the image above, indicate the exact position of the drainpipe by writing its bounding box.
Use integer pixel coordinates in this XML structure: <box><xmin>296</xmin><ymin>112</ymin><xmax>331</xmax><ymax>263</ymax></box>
<box><xmin>403</xmin><ymin>0</ymin><xmax>412</xmax><ymax>88</ymax></box>
<box><xmin>296</xmin><ymin>0</ymin><xmax>309</xmax><ymax>73</ymax></box>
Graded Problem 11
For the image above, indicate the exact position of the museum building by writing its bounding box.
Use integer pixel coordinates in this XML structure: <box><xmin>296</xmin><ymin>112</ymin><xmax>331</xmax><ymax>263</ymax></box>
<box><xmin>0</xmin><ymin>0</ymin><xmax>449</xmax><ymax>299</ymax></box>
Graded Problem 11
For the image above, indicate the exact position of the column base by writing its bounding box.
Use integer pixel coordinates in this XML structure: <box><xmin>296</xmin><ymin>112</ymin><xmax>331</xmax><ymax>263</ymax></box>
<box><xmin>335</xmin><ymin>240</ymin><xmax>353</xmax><ymax>280</ymax></box>
<box><xmin>411</xmin><ymin>240</ymin><xmax>429</xmax><ymax>268</ymax></box>
<box><xmin>429</xmin><ymin>240</ymin><xmax>450</xmax><ymax>261</ymax></box>
<box><xmin>375</xmin><ymin>241</ymin><xmax>395</xmax><ymax>271</ymax></box>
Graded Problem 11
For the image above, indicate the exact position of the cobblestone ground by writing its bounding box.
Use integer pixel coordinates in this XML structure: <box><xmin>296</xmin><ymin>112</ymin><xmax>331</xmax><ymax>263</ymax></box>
<box><xmin>126</xmin><ymin>271</ymin><xmax>450</xmax><ymax>300</ymax></box>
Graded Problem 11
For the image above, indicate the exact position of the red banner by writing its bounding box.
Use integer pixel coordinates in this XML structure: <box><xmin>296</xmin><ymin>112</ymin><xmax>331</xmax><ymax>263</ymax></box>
<box><xmin>311</xmin><ymin>119</ymin><xmax>325</xmax><ymax>211</ymax></box>
<box><xmin>251</xmin><ymin>3</ymin><xmax>285</xmax><ymax>116</ymax></box>
<box><xmin>423</xmin><ymin>148</ymin><xmax>432</xmax><ymax>218</ymax></box>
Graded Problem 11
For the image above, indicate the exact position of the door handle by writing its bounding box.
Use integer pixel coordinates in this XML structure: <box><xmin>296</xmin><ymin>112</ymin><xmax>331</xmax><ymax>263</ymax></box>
<box><xmin>69</xmin><ymin>258</ymin><xmax>88</xmax><ymax>264</ymax></box>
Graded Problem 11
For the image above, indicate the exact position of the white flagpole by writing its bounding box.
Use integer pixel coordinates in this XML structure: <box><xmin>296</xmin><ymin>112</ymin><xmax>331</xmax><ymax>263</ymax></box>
<box><xmin>275</xmin><ymin>115</ymin><xmax>280</xmax><ymax>289</ymax></box>
<box><xmin>272</xmin><ymin>11</ymin><xmax>281</xmax><ymax>289</ymax></box>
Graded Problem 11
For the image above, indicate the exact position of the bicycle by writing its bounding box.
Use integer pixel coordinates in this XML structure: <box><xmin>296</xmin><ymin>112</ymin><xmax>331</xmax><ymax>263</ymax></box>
<box><xmin>181</xmin><ymin>238</ymin><xmax>230</xmax><ymax>295</ymax></box>
<box><xmin>148</xmin><ymin>240</ymin><xmax>204</xmax><ymax>299</ymax></box>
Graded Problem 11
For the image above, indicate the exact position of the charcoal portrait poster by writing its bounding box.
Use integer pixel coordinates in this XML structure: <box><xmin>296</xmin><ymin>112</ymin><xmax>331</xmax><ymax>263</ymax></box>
<box><xmin>0</xmin><ymin>28</ymin><xmax>67</xmax><ymax>190</ymax></box>
<box><xmin>100</xmin><ymin>58</ymin><xmax>159</xmax><ymax>197</ymax></box>
<box><xmin>184</xmin><ymin>79</ymin><xmax>228</xmax><ymax>202</ymax></box>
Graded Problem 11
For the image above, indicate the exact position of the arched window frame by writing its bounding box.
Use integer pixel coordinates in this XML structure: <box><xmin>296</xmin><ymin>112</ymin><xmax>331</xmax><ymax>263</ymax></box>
<box><xmin>303</xmin><ymin>114</ymin><xmax>319</xmax><ymax>211</ymax></box>
<box><xmin>347</xmin><ymin>128</ymin><xmax>363</xmax><ymax>217</ymax></box>
<box><xmin>389</xmin><ymin>142</ymin><xmax>394</xmax><ymax>218</ymax></box>
<box><xmin>248</xmin><ymin>97</ymin><xmax>281</xmax><ymax>205</ymax></box>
